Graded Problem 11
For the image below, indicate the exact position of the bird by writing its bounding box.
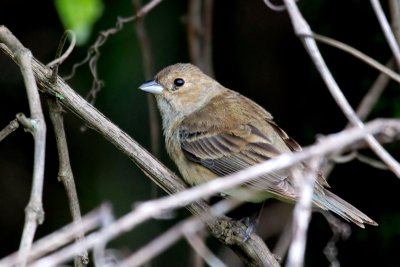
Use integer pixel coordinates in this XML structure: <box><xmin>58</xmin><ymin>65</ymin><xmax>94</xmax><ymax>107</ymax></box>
<box><xmin>138</xmin><ymin>63</ymin><xmax>377</xmax><ymax>228</ymax></box>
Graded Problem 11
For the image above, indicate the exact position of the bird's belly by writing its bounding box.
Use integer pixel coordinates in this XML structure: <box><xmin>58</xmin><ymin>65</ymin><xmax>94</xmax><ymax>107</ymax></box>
<box><xmin>178</xmin><ymin>160</ymin><xmax>217</xmax><ymax>185</ymax></box>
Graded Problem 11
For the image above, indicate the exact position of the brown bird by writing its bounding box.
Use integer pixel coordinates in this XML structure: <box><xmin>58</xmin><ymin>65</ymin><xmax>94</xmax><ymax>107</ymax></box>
<box><xmin>139</xmin><ymin>63</ymin><xmax>377</xmax><ymax>228</ymax></box>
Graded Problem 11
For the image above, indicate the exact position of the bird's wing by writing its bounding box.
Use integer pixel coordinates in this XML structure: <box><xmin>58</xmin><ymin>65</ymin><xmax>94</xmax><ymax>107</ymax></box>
<box><xmin>179</xmin><ymin>122</ymin><xmax>298</xmax><ymax>199</ymax></box>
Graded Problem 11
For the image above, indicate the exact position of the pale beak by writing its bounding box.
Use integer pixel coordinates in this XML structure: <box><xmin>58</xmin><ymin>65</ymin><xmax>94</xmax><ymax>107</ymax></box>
<box><xmin>138</xmin><ymin>80</ymin><xmax>164</xmax><ymax>94</ymax></box>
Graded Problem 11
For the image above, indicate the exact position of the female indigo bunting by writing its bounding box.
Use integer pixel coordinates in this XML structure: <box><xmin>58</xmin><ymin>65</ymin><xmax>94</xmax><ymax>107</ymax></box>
<box><xmin>139</xmin><ymin>63</ymin><xmax>377</xmax><ymax>228</ymax></box>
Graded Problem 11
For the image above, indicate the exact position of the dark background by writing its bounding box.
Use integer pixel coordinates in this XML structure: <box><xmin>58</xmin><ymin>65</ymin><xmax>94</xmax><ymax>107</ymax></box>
<box><xmin>1</xmin><ymin>0</ymin><xmax>399</xmax><ymax>266</ymax></box>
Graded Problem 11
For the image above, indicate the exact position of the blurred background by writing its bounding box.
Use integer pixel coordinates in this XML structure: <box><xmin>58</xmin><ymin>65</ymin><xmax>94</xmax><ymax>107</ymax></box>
<box><xmin>0</xmin><ymin>0</ymin><xmax>399</xmax><ymax>266</ymax></box>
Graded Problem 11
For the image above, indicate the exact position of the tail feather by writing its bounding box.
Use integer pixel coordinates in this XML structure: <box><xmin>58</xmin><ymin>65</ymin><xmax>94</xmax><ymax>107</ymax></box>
<box><xmin>313</xmin><ymin>189</ymin><xmax>378</xmax><ymax>228</ymax></box>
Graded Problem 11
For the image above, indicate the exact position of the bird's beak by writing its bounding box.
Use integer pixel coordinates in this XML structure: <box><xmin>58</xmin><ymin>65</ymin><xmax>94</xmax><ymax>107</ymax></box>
<box><xmin>138</xmin><ymin>80</ymin><xmax>164</xmax><ymax>94</ymax></box>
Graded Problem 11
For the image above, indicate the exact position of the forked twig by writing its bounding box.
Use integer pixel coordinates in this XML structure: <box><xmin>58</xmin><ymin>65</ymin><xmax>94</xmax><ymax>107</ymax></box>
<box><xmin>0</xmin><ymin>26</ymin><xmax>47</xmax><ymax>267</ymax></box>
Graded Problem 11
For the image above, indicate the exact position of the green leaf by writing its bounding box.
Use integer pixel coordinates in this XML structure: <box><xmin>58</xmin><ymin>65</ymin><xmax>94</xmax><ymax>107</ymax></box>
<box><xmin>55</xmin><ymin>0</ymin><xmax>104</xmax><ymax>45</ymax></box>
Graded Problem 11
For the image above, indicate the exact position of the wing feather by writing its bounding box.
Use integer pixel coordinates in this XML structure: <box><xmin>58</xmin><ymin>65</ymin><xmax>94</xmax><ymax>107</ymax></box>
<box><xmin>179</xmin><ymin>122</ymin><xmax>298</xmax><ymax>199</ymax></box>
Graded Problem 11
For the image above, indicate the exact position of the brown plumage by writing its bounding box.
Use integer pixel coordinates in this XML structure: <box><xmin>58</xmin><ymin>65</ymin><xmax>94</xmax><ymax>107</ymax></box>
<box><xmin>139</xmin><ymin>63</ymin><xmax>377</xmax><ymax>228</ymax></box>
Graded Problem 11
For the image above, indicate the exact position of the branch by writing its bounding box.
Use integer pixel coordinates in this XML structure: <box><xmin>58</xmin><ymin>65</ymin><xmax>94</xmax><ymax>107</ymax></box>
<box><xmin>133</xmin><ymin>0</ymin><xmax>161</xmax><ymax>161</ymax></box>
<box><xmin>121</xmin><ymin>199</ymin><xmax>240</xmax><ymax>267</ymax></box>
<box><xmin>309</xmin><ymin>34</ymin><xmax>400</xmax><ymax>84</ymax></box>
<box><xmin>0</xmin><ymin>118</ymin><xmax>19</xmax><ymax>142</ymax></box>
<box><xmin>322</xmin><ymin>59</ymin><xmax>394</xmax><ymax>177</ymax></box>
<box><xmin>370</xmin><ymin>0</ymin><xmax>400</xmax><ymax>68</ymax></box>
<box><xmin>286</xmin><ymin>159</ymin><xmax>321</xmax><ymax>267</ymax></box>
<box><xmin>187</xmin><ymin>0</ymin><xmax>214</xmax><ymax>77</ymax></box>
<box><xmin>47</xmin><ymin>98</ymin><xmax>89</xmax><ymax>267</ymax></box>
<box><xmin>0</xmin><ymin>205</ymin><xmax>112</xmax><ymax>266</ymax></box>
<box><xmin>389</xmin><ymin>0</ymin><xmax>400</xmax><ymax>45</ymax></box>
<box><xmin>0</xmin><ymin>26</ymin><xmax>47</xmax><ymax>267</ymax></box>
<box><xmin>355</xmin><ymin>59</ymin><xmax>394</xmax><ymax>121</ymax></box>
<box><xmin>47</xmin><ymin>30</ymin><xmax>76</xmax><ymax>69</ymax></box>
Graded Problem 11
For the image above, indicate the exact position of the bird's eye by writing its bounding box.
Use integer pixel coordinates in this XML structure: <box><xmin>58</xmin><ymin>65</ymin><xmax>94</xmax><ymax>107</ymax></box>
<box><xmin>172</xmin><ymin>78</ymin><xmax>185</xmax><ymax>90</ymax></box>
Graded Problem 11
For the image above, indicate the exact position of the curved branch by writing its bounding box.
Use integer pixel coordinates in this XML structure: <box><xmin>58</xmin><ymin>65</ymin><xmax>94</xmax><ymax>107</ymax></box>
<box><xmin>0</xmin><ymin>26</ymin><xmax>47</xmax><ymax>267</ymax></box>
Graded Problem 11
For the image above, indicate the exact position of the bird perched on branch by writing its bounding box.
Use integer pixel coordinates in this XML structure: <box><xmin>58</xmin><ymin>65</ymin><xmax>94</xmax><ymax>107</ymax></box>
<box><xmin>139</xmin><ymin>63</ymin><xmax>377</xmax><ymax>228</ymax></box>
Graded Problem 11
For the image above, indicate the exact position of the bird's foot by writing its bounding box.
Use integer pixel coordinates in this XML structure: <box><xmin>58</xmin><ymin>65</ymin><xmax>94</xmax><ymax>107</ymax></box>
<box><xmin>238</xmin><ymin>216</ymin><xmax>258</xmax><ymax>242</ymax></box>
<box><xmin>211</xmin><ymin>216</ymin><xmax>256</xmax><ymax>245</ymax></box>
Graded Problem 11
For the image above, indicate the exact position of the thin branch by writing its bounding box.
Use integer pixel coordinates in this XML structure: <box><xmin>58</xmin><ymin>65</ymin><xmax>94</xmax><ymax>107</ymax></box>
<box><xmin>121</xmin><ymin>199</ymin><xmax>240</xmax><ymax>267</ymax></box>
<box><xmin>322</xmin><ymin>59</ymin><xmax>393</xmax><ymax>177</ymax></box>
<box><xmin>133</xmin><ymin>0</ymin><xmax>161</xmax><ymax>161</ymax></box>
<box><xmin>0</xmin><ymin>118</ymin><xmax>19</xmax><ymax>142</ymax></box>
<box><xmin>64</xmin><ymin>0</ymin><xmax>164</xmax><ymax>106</ymax></box>
<box><xmin>370</xmin><ymin>0</ymin><xmax>400</xmax><ymax>68</ymax></box>
<box><xmin>272</xmin><ymin>220</ymin><xmax>292</xmax><ymax>262</ymax></box>
<box><xmin>0</xmin><ymin>26</ymin><xmax>47</xmax><ymax>267</ymax></box>
<box><xmin>92</xmin><ymin>206</ymin><xmax>115</xmax><ymax>267</ymax></box>
<box><xmin>263</xmin><ymin>0</ymin><xmax>286</xmax><ymax>11</ymax></box>
<box><xmin>389</xmin><ymin>0</ymin><xmax>400</xmax><ymax>44</ymax></box>
<box><xmin>47</xmin><ymin>30</ymin><xmax>76</xmax><ymax>69</ymax></box>
<box><xmin>47</xmin><ymin>98</ymin><xmax>89</xmax><ymax>267</ymax></box>
<box><xmin>184</xmin><ymin>231</ymin><xmax>227</xmax><ymax>267</ymax></box>
<box><xmin>355</xmin><ymin>59</ymin><xmax>394</xmax><ymax>121</ymax></box>
<box><xmin>46</xmin><ymin>30</ymin><xmax>88</xmax><ymax>266</ymax></box>
<box><xmin>282</xmin><ymin>0</ymin><xmax>400</xmax><ymax>178</ymax></box>
<box><xmin>286</xmin><ymin>159</ymin><xmax>321</xmax><ymax>267</ymax></box>
<box><xmin>309</xmin><ymin>34</ymin><xmax>400</xmax><ymax>84</ymax></box>
<box><xmin>135</xmin><ymin>0</ymin><xmax>164</xmax><ymax>18</ymax></box>
<box><xmin>187</xmin><ymin>0</ymin><xmax>214</xmax><ymax>77</ymax></box>
<box><xmin>0</xmin><ymin>204</ymin><xmax>112</xmax><ymax>266</ymax></box>
<box><xmin>321</xmin><ymin>212</ymin><xmax>351</xmax><ymax>267</ymax></box>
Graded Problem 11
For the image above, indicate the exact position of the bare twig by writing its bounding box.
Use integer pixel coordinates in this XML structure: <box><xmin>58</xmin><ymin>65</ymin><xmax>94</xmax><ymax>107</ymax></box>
<box><xmin>272</xmin><ymin>220</ymin><xmax>292</xmax><ymax>262</ymax></box>
<box><xmin>286</xmin><ymin>159</ymin><xmax>321</xmax><ymax>267</ymax></box>
<box><xmin>133</xmin><ymin>0</ymin><xmax>161</xmax><ymax>161</ymax></box>
<box><xmin>263</xmin><ymin>0</ymin><xmax>287</xmax><ymax>11</ymax></box>
<box><xmin>121</xmin><ymin>199</ymin><xmax>239</xmax><ymax>267</ymax></box>
<box><xmin>64</xmin><ymin>0</ymin><xmax>164</xmax><ymax>106</ymax></box>
<box><xmin>46</xmin><ymin>29</ymin><xmax>88</xmax><ymax>267</ymax></box>
<box><xmin>92</xmin><ymin>205</ymin><xmax>115</xmax><ymax>267</ymax></box>
<box><xmin>184</xmin><ymin>231</ymin><xmax>226</xmax><ymax>267</ymax></box>
<box><xmin>282</xmin><ymin>0</ymin><xmax>400</xmax><ymax>178</ymax></box>
<box><xmin>0</xmin><ymin>118</ymin><xmax>19</xmax><ymax>142</ymax></box>
<box><xmin>355</xmin><ymin>60</ymin><xmax>394</xmax><ymax>121</ymax></box>
<box><xmin>0</xmin><ymin>26</ymin><xmax>47</xmax><ymax>267</ymax></box>
<box><xmin>47</xmin><ymin>98</ymin><xmax>89</xmax><ymax>267</ymax></box>
<box><xmin>187</xmin><ymin>0</ymin><xmax>214</xmax><ymax>77</ymax></box>
<box><xmin>47</xmin><ymin>30</ymin><xmax>76</xmax><ymax>69</ymax></box>
<box><xmin>0</xmin><ymin>205</ymin><xmax>111</xmax><ymax>266</ymax></box>
<box><xmin>321</xmin><ymin>212</ymin><xmax>351</xmax><ymax>267</ymax></box>
<box><xmin>322</xmin><ymin>59</ymin><xmax>393</xmax><ymax>177</ymax></box>
<box><xmin>371</xmin><ymin>0</ymin><xmax>400</xmax><ymax>68</ymax></box>
<box><xmin>310</xmin><ymin>34</ymin><xmax>400</xmax><ymax>84</ymax></box>
<box><xmin>389</xmin><ymin>0</ymin><xmax>400</xmax><ymax>44</ymax></box>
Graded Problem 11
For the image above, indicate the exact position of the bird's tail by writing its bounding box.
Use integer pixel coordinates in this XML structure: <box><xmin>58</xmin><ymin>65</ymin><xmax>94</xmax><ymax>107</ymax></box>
<box><xmin>313</xmin><ymin>189</ymin><xmax>378</xmax><ymax>228</ymax></box>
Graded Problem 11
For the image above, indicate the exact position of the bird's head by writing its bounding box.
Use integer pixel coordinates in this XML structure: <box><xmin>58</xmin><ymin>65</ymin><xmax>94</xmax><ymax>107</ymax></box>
<box><xmin>139</xmin><ymin>63</ymin><xmax>222</xmax><ymax>119</ymax></box>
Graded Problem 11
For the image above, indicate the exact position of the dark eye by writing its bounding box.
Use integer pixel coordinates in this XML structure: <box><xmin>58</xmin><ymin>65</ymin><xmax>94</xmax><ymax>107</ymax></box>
<box><xmin>173</xmin><ymin>78</ymin><xmax>185</xmax><ymax>89</ymax></box>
